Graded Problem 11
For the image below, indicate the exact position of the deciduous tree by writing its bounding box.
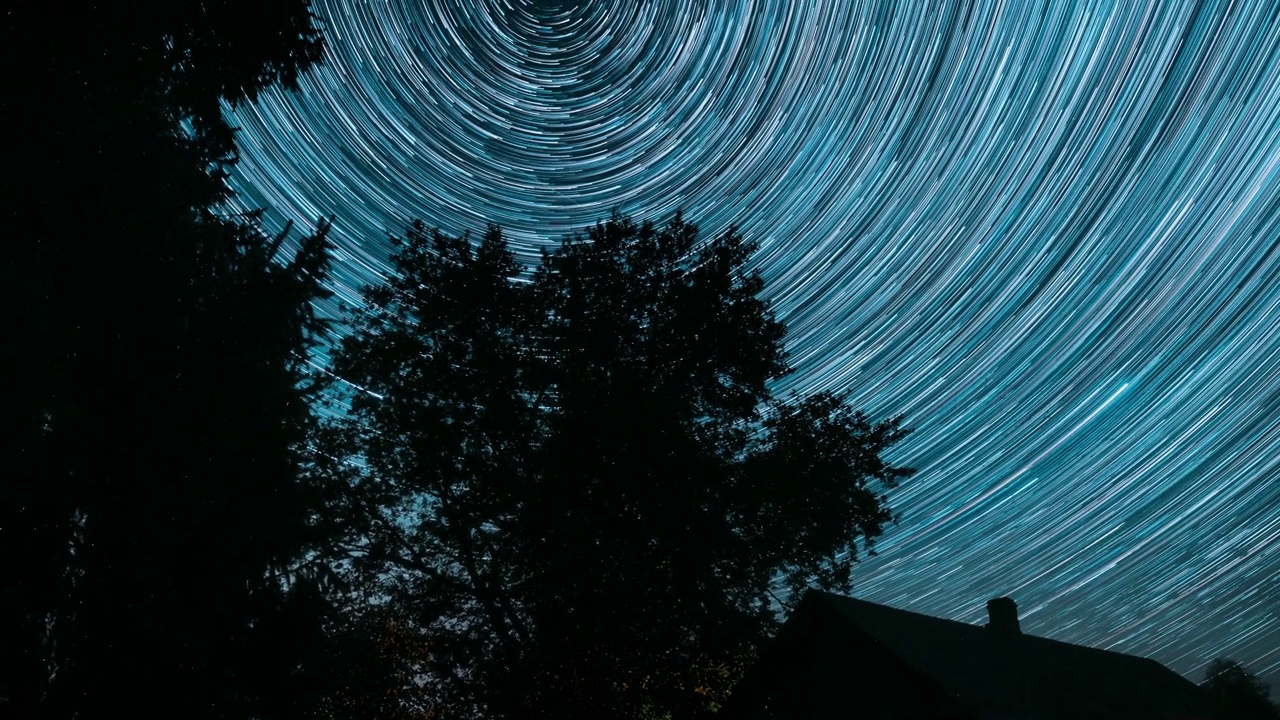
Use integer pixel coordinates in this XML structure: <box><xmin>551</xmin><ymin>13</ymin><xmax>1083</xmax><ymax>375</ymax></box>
<box><xmin>329</xmin><ymin>213</ymin><xmax>913</xmax><ymax>720</ymax></box>
<box><xmin>1201</xmin><ymin>659</ymin><xmax>1280</xmax><ymax>720</ymax></box>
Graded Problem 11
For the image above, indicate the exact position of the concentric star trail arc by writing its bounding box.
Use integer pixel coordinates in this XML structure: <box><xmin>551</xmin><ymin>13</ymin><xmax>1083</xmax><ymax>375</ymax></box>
<box><xmin>227</xmin><ymin>0</ymin><xmax>1280</xmax><ymax>690</ymax></box>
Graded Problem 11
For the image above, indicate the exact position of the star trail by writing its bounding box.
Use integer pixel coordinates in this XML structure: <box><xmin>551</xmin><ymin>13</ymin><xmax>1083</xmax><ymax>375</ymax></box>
<box><xmin>226</xmin><ymin>0</ymin><xmax>1280</xmax><ymax>690</ymax></box>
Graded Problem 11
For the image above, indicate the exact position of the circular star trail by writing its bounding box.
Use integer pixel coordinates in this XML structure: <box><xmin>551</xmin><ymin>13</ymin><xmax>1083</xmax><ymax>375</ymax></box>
<box><xmin>227</xmin><ymin>0</ymin><xmax>1280</xmax><ymax>689</ymax></box>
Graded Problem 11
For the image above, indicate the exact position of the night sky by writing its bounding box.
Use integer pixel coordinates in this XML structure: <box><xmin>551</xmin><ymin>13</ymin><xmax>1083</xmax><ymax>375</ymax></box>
<box><xmin>225</xmin><ymin>1</ymin><xmax>1279</xmax><ymax>690</ymax></box>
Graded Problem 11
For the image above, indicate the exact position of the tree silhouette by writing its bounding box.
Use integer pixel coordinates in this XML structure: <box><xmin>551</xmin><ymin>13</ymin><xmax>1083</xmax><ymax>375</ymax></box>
<box><xmin>327</xmin><ymin>213</ymin><xmax>913</xmax><ymax>720</ymax></box>
<box><xmin>1201</xmin><ymin>659</ymin><xmax>1280</xmax><ymax>720</ymax></box>
<box><xmin>2</xmin><ymin>3</ymin><xmax>333</xmax><ymax>717</ymax></box>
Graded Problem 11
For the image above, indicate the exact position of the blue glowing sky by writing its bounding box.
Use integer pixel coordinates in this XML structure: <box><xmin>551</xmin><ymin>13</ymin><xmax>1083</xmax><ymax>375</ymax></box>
<box><xmin>226</xmin><ymin>1</ymin><xmax>1280</xmax><ymax>689</ymax></box>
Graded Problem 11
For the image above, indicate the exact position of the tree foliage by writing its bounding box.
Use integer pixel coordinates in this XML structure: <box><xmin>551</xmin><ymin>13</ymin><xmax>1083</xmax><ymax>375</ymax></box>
<box><xmin>1201</xmin><ymin>659</ymin><xmax>1280</xmax><ymax>720</ymax></box>
<box><xmin>2</xmin><ymin>2</ymin><xmax>334</xmax><ymax>717</ymax></box>
<box><xmin>328</xmin><ymin>213</ymin><xmax>914</xmax><ymax>720</ymax></box>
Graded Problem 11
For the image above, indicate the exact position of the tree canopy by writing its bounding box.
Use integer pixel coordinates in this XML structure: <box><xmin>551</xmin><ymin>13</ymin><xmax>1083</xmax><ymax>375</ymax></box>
<box><xmin>1201</xmin><ymin>659</ymin><xmax>1280</xmax><ymax>720</ymax></box>
<box><xmin>326</xmin><ymin>213</ymin><xmax>914</xmax><ymax>720</ymax></box>
<box><xmin>2</xmin><ymin>3</ymin><xmax>334</xmax><ymax>717</ymax></box>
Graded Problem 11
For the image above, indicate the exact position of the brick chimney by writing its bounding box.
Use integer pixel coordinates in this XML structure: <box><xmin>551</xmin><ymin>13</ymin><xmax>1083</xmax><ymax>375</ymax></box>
<box><xmin>986</xmin><ymin>596</ymin><xmax>1021</xmax><ymax>637</ymax></box>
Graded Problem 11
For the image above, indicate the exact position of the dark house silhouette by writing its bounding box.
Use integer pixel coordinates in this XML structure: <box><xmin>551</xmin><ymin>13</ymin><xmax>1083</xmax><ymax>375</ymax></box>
<box><xmin>721</xmin><ymin>590</ymin><xmax>1220</xmax><ymax>720</ymax></box>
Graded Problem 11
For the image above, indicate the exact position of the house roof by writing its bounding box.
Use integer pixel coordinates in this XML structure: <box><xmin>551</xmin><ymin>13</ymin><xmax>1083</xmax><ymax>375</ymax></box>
<box><xmin>738</xmin><ymin>590</ymin><xmax>1218</xmax><ymax>720</ymax></box>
